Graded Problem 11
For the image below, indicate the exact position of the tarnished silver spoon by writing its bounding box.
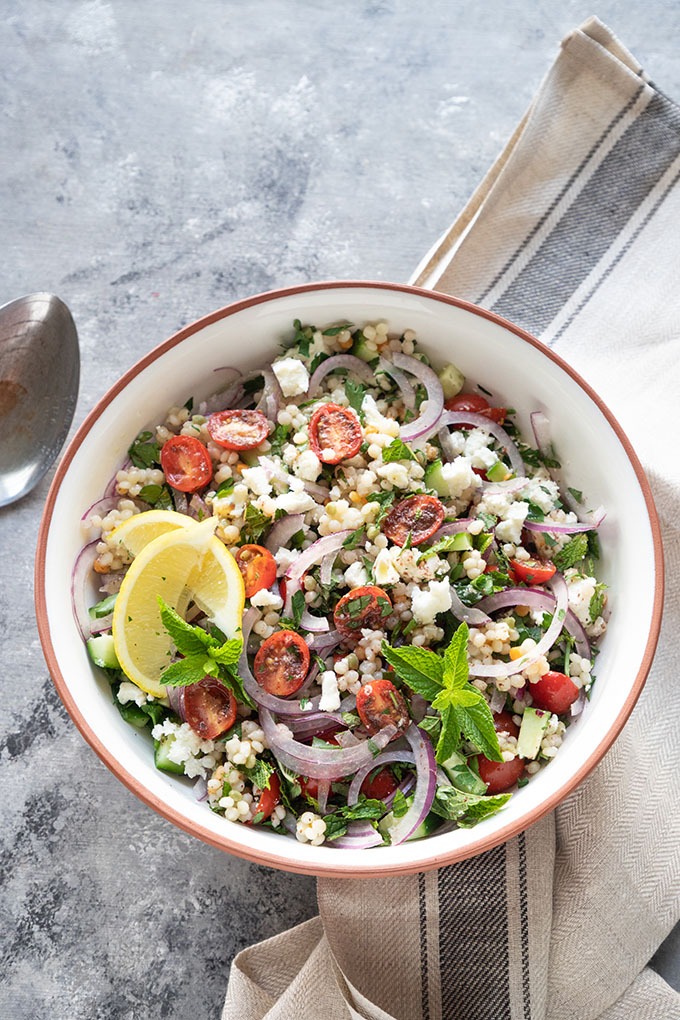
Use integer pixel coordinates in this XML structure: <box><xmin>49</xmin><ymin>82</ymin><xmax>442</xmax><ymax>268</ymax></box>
<box><xmin>0</xmin><ymin>293</ymin><xmax>79</xmax><ymax>507</ymax></box>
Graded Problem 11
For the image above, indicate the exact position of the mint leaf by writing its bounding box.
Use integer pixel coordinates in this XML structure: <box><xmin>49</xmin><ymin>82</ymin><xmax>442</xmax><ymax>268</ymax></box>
<box><xmin>160</xmin><ymin>653</ymin><xmax>212</xmax><ymax>687</ymax></box>
<box><xmin>390</xmin><ymin>788</ymin><xmax>410</xmax><ymax>819</ymax></box>
<box><xmin>380</xmin><ymin>642</ymin><xmax>444</xmax><ymax>701</ymax></box>
<box><xmin>382</xmin><ymin>438</ymin><xmax>416</xmax><ymax>463</ymax></box>
<box><xmin>322</xmin><ymin>797</ymin><xmax>385</xmax><ymax>842</ymax></box>
<box><xmin>322</xmin><ymin>323</ymin><xmax>353</xmax><ymax>336</ymax></box>
<box><xmin>243</xmin><ymin>503</ymin><xmax>272</xmax><ymax>543</ymax></box>
<box><xmin>431</xmin><ymin>786</ymin><xmax>511</xmax><ymax>827</ymax></box>
<box><xmin>138</xmin><ymin>483</ymin><xmax>173</xmax><ymax>509</ymax></box>
<box><xmin>589</xmin><ymin>581</ymin><xmax>607</xmax><ymax>620</ymax></box>
<box><xmin>346</xmin><ymin>379</ymin><xmax>367</xmax><ymax>416</ymax></box>
<box><xmin>158</xmin><ymin>598</ymin><xmax>212</xmax><ymax>656</ymax></box>
<box><xmin>443</xmin><ymin>624</ymin><xmax>469</xmax><ymax>689</ymax></box>
<box><xmin>244</xmin><ymin>758</ymin><xmax>276</xmax><ymax>791</ymax></box>
<box><xmin>435</xmin><ymin>704</ymin><xmax>459</xmax><ymax>763</ymax></box>
<box><xmin>553</xmin><ymin>533</ymin><xmax>589</xmax><ymax>571</ymax></box>
<box><xmin>454</xmin><ymin>700</ymin><xmax>503</xmax><ymax>762</ymax></box>
<box><xmin>208</xmin><ymin>638</ymin><xmax>243</xmax><ymax>667</ymax></box>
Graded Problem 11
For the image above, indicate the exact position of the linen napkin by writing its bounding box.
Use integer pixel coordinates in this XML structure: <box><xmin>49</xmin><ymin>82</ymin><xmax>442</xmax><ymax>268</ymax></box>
<box><xmin>223</xmin><ymin>18</ymin><xmax>680</xmax><ymax>1019</ymax></box>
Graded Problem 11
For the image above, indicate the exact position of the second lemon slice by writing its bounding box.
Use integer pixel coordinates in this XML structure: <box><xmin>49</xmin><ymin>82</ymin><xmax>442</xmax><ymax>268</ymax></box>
<box><xmin>109</xmin><ymin>508</ymin><xmax>197</xmax><ymax>558</ymax></box>
<box><xmin>112</xmin><ymin>517</ymin><xmax>245</xmax><ymax>697</ymax></box>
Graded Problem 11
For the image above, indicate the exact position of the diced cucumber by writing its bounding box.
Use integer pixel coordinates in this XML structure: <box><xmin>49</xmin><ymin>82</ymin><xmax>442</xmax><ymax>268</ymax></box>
<box><xmin>153</xmin><ymin>734</ymin><xmax>184</xmax><ymax>774</ymax></box>
<box><xmin>485</xmin><ymin>460</ymin><xmax>512</xmax><ymax>483</ymax></box>
<box><xmin>353</xmin><ymin>336</ymin><xmax>377</xmax><ymax>362</ymax></box>
<box><xmin>86</xmin><ymin>633</ymin><xmax>119</xmax><ymax>670</ymax></box>
<box><xmin>437</xmin><ymin>362</ymin><xmax>465</xmax><ymax>399</ymax></box>
<box><xmin>409</xmin><ymin>811</ymin><xmax>442</xmax><ymax>840</ymax></box>
<box><xmin>88</xmin><ymin>593</ymin><xmax>118</xmax><ymax>619</ymax></box>
<box><xmin>424</xmin><ymin>459</ymin><xmax>451</xmax><ymax>497</ymax></box>
<box><xmin>439</xmin><ymin>750</ymin><xmax>487</xmax><ymax>795</ymax></box>
<box><xmin>517</xmin><ymin>706</ymin><xmax>550</xmax><ymax>759</ymax></box>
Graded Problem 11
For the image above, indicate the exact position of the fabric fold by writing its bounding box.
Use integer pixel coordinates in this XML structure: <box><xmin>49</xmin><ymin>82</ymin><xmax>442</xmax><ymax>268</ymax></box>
<box><xmin>224</xmin><ymin>18</ymin><xmax>680</xmax><ymax>1020</ymax></box>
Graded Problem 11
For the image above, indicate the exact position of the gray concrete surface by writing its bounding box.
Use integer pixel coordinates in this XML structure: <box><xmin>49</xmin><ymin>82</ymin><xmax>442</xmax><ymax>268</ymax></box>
<box><xmin>1</xmin><ymin>3</ymin><xmax>678</xmax><ymax>1017</ymax></box>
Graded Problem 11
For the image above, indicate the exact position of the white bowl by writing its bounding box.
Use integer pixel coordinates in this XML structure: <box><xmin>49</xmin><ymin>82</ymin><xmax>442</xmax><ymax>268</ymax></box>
<box><xmin>35</xmin><ymin>281</ymin><xmax>663</xmax><ymax>877</ymax></box>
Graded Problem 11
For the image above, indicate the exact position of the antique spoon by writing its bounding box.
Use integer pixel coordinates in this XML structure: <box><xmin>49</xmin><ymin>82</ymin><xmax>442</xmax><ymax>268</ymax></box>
<box><xmin>0</xmin><ymin>293</ymin><xmax>79</xmax><ymax>507</ymax></box>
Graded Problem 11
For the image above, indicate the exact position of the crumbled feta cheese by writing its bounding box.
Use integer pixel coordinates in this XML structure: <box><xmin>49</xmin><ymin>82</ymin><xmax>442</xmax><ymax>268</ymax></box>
<box><xmin>439</xmin><ymin>457</ymin><xmax>480</xmax><ymax>499</ymax></box>
<box><xmin>250</xmin><ymin>588</ymin><xmax>284</xmax><ymax>610</ymax></box>
<box><xmin>495</xmin><ymin>501</ymin><xmax>529</xmax><ymax>545</ymax></box>
<box><xmin>464</xmin><ymin>429</ymin><xmax>499</xmax><ymax>471</ymax></box>
<box><xmin>241</xmin><ymin>466</ymin><xmax>272</xmax><ymax>496</ymax></box>
<box><xmin>361</xmin><ymin>394</ymin><xmax>400</xmax><ymax>436</ymax></box>
<box><xmin>117</xmin><ymin>681</ymin><xmax>151</xmax><ymax>707</ymax></box>
<box><xmin>376</xmin><ymin>462</ymin><xmax>410</xmax><ymax>489</ymax></box>
<box><xmin>565</xmin><ymin>569</ymin><xmax>597</xmax><ymax>627</ymax></box>
<box><xmin>275</xmin><ymin>547</ymin><xmax>301</xmax><ymax>573</ymax></box>
<box><xmin>293</xmin><ymin>449</ymin><xmax>322</xmax><ymax>482</ymax></box>
<box><xmin>345</xmin><ymin>560</ymin><xmax>369</xmax><ymax>588</ymax></box>
<box><xmin>520</xmin><ymin>477</ymin><xmax>561</xmax><ymax>514</ymax></box>
<box><xmin>372</xmin><ymin>547</ymin><xmax>400</xmax><ymax>586</ymax></box>
<box><xmin>319</xmin><ymin>670</ymin><xmax>341</xmax><ymax>712</ymax></box>
<box><xmin>150</xmin><ymin>721</ymin><xmax>217</xmax><ymax>779</ymax></box>
<box><xmin>274</xmin><ymin>490</ymin><xmax>317</xmax><ymax>514</ymax></box>
<box><xmin>411</xmin><ymin>578</ymin><xmax>452</xmax><ymax>624</ymax></box>
<box><xmin>272</xmin><ymin>357</ymin><xmax>309</xmax><ymax>397</ymax></box>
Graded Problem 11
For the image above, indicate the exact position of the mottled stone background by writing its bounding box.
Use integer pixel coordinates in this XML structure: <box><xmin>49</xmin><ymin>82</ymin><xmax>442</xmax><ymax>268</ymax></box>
<box><xmin>2</xmin><ymin>3</ymin><xmax>678</xmax><ymax>1017</ymax></box>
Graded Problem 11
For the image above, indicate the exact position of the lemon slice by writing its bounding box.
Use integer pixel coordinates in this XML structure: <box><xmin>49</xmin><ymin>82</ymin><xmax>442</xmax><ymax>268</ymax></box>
<box><xmin>112</xmin><ymin>517</ymin><xmax>244</xmax><ymax>697</ymax></box>
<box><xmin>109</xmin><ymin>508</ymin><xmax>197</xmax><ymax>558</ymax></box>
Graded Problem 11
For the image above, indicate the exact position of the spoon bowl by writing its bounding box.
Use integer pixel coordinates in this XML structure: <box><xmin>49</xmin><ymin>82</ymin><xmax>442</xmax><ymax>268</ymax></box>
<box><xmin>0</xmin><ymin>293</ymin><xmax>79</xmax><ymax>507</ymax></box>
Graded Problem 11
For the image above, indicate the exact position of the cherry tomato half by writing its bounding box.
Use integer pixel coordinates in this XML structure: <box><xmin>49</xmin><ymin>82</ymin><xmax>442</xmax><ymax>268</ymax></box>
<box><xmin>510</xmin><ymin>557</ymin><xmax>557</xmax><ymax>585</ymax></box>
<box><xmin>444</xmin><ymin>392</ymin><xmax>507</xmax><ymax>425</ymax></box>
<box><xmin>251</xmin><ymin>772</ymin><xmax>281</xmax><ymax>822</ymax></box>
<box><xmin>253</xmin><ymin>629</ymin><xmax>310</xmax><ymax>696</ymax></box>
<box><xmin>300</xmin><ymin>732</ymin><xmax>340</xmax><ymax>801</ymax></box>
<box><xmin>477</xmin><ymin>755</ymin><xmax>525</xmax><ymax>794</ymax></box>
<box><xmin>356</xmin><ymin>678</ymin><xmax>410</xmax><ymax>738</ymax></box>
<box><xmin>182</xmin><ymin>677</ymin><xmax>237</xmax><ymax>740</ymax></box>
<box><xmin>160</xmin><ymin>435</ymin><xmax>213</xmax><ymax>492</ymax></box>
<box><xmin>529</xmin><ymin>670</ymin><xmax>580</xmax><ymax>715</ymax></box>
<box><xmin>235</xmin><ymin>544</ymin><xmax>277</xmax><ymax>598</ymax></box>
<box><xmin>382</xmin><ymin>494</ymin><xmax>445</xmax><ymax>547</ymax></box>
<box><xmin>206</xmin><ymin>409</ymin><xmax>270</xmax><ymax>450</ymax></box>
<box><xmin>360</xmin><ymin>766</ymin><xmax>399</xmax><ymax>801</ymax></box>
<box><xmin>333</xmin><ymin>585</ymin><xmax>392</xmax><ymax>639</ymax></box>
<box><xmin>308</xmin><ymin>403</ymin><xmax>362</xmax><ymax>464</ymax></box>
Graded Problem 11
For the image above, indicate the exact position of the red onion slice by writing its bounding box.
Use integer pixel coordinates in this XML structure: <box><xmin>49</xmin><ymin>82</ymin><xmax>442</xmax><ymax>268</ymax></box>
<box><xmin>329</xmin><ymin>821</ymin><xmax>384</xmax><ymax>849</ymax></box>
<box><xmin>320</xmin><ymin>551</ymin><xmax>335</xmax><ymax>588</ymax></box>
<box><xmin>306</xmin><ymin>629</ymin><xmax>343</xmax><ymax>654</ymax></box>
<box><xmin>308</xmin><ymin>354</ymin><xmax>375</xmax><ymax>396</ymax></box>
<box><xmin>298</xmin><ymin>609</ymin><xmax>330</xmax><ymax>633</ymax></box>
<box><xmin>385</xmin><ymin>724</ymin><xmax>437</xmax><ymax>845</ymax></box>
<box><xmin>283</xmin><ymin>531</ymin><xmax>351</xmax><ymax>615</ymax></box>
<box><xmin>264</xmin><ymin>514</ymin><xmax>305</xmax><ymax>554</ymax></box>
<box><xmin>81</xmin><ymin>497</ymin><xmax>123</xmax><ymax>522</ymax></box>
<box><xmin>475</xmin><ymin>586</ymin><xmax>591</xmax><ymax>660</ymax></box>
<box><xmin>260</xmin><ymin>706</ymin><xmax>397</xmax><ymax>780</ymax></box>
<box><xmin>523</xmin><ymin>513</ymin><xmax>605</xmax><ymax>535</ymax></box>
<box><xmin>449</xmin><ymin>584</ymin><xmax>492</xmax><ymax>626</ymax></box>
<box><xmin>426</xmin><ymin>519</ymin><xmax>475</xmax><ymax>543</ymax></box>
<box><xmin>377</xmin><ymin>358</ymin><xmax>416</xmax><ymax>409</ymax></box>
<box><xmin>317</xmin><ymin>779</ymin><xmax>331</xmax><ymax>814</ymax></box>
<box><xmin>72</xmin><ymin>542</ymin><xmax>99</xmax><ymax>640</ymax></box>
<box><xmin>390</xmin><ymin>352</ymin><xmax>445</xmax><ymax>442</ymax></box>
<box><xmin>253</xmin><ymin>367</ymin><xmax>283</xmax><ymax>421</ymax></box>
<box><xmin>347</xmin><ymin>750</ymin><xmax>417</xmax><ymax>806</ymax></box>
<box><xmin>438</xmin><ymin>411</ymin><xmax>526</xmax><ymax>478</ymax></box>
<box><xmin>468</xmin><ymin>573</ymin><xmax>569</xmax><ymax>678</ymax></box>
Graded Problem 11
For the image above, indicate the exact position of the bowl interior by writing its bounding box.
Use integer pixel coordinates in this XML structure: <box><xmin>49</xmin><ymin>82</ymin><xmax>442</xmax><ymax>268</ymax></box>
<box><xmin>36</xmin><ymin>282</ymin><xmax>661</xmax><ymax>876</ymax></box>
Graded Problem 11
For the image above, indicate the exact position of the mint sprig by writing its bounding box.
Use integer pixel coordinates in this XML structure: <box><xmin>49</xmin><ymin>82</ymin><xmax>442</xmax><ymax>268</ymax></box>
<box><xmin>382</xmin><ymin>438</ymin><xmax>416</xmax><ymax>463</ymax></box>
<box><xmin>382</xmin><ymin>623</ymin><xmax>502</xmax><ymax>764</ymax></box>
<box><xmin>157</xmin><ymin>598</ymin><xmax>252</xmax><ymax>705</ymax></box>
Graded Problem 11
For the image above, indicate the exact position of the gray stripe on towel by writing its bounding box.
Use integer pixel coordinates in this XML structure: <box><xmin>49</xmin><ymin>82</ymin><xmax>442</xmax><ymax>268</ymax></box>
<box><xmin>491</xmin><ymin>92</ymin><xmax>680</xmax><ymax>336</ymax></box>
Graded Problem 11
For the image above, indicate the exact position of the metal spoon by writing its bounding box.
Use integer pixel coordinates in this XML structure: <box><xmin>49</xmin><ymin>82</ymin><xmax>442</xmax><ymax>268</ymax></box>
<box><xmin>0</xmin><ymin>293</ymin><xmax>79</xmax><ymax>507</ymax></box>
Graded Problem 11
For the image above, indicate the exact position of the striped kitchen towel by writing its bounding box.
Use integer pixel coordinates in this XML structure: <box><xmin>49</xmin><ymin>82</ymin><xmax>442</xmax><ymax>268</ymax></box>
<box><xmin>223</xmin><ymin>18</ymin><xmax>680</xmax><ymax>1020</ymax></box>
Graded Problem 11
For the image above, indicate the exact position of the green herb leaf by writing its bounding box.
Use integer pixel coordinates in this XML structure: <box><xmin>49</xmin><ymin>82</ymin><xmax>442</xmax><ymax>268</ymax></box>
<box><xmin>346</xmin><ymin>379</ymin><xmax>367</xmax><ymax>416</ymax></box>
<box><xmin>380</xmin><ymin>642</ymin><xmax>444</xmax><ymax>701</ymax></box>
<box><xmin>431</xmin><ymin>786</ymin><xmax>511</xmax><ymax>827</ymax></box>
<box><xmin>568</xmin><ymin>487</ymin><xmax>583</xmax><ymax>504</ymax></box>
<box><xmin>138</xmin><ymin>483</ymin><xmax>173</xmax><ymax>509</ymax></box>
<box><xmin>158</xmin><ymin>598</ymin><xmax>212</xmax><ymax>656</ymax></box>
<box><xmin>342</xmin><ymin>527</ymin><xmax>366</xmax><ymax>550</ymax></box>
<box><xmin>322</xmin><ymin>797</ymin><xmax>385</xmax><ymax>842</ymax></box>
<box><xmin>382</xmin><ymin>438</ymin><xmax>416</xmax><ymax>463</ymax></box>
<box><xmin>322</xmin><ymin>323</ymin><xmax>353</xmax><ymax>336</ymax></box>
<box><xmin>208</xmin><ymin>638</ymin><xmax>243</xmax><ymax>667</ymax></box>
<box><xmin>291</xmin><ymin>589</ymin><xmax>306</xmax><ymax>629</ymax></box>
<box><xmin>589</xmin><ymin>581</ymin><xmax>607</xmax><ymax>621</ymax></box>
<box><xmin>159</xmin><ymin>653</ymin><xmax>213</xmax><ymax>687</ymax></box>
<box><xmin>215</xmin><ymin>477</ymin><xmax>236</xmax><ymax>498</ymax></box>
<box><xmin>365</xmin><ymin>490</ymin><xmax>396</xmax><ymax>524</ymax></box>
<box><xmin>243</xmin><ymin>503</ymin><xmax>272</xmax><ymax>543</ymax></box>
<box><xmin>128</xmin><ymin>430</ymin><xmax>161</xmax><ymax>469</ymax></box>
<box><xmin>553</xmin><ymin>533</ymin><xmax>589</xmax><ymax>571</ymax></box>
<box><xmin>244</xmin><ymin>758</ymin><xmax>276</xmax><ymax>792</ymax></box>
<box><xmin>391</xmin><ymin>788</ymin><xmax>410</xmax><ymax>819</ymax></box>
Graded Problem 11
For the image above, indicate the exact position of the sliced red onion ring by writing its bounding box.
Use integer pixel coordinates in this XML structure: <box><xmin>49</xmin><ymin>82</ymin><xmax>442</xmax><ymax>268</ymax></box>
<box><xmin>426</xmin><ymin>519</ymin><xmax>475</xmax><ymax>544</ymax></box>
<box><xmin>72</xmin><ymin>542</ymin><xmax>99</xmax><ymax>640</ymax></box>
<box><xmin>81</xmin><ymin>497</ymin><xmax>123</xmax><ymax>522</ymax></box>
<box><xmin>264</xmin><ymin>514</ymin><xmax>305</xmax><ymax>554</ymax></box>
<box><xmin>571</xmin><ymin>692</ymin><xmax>587</xmax><ymax>717</ymax></box>
<box><xmin>449</xmin><ymin>584</ymin><xmax>491</xmax><ymax>626</ymax></box>
<box><xmin>283</xmin><ymin>530</ymin><xmax>351</xmax><ymax>615</ymax></box>
<box><xmin>385</xmin><ymin>724</ymin><xmax>437</xmax><ymax>845</ymax></box>
<box><xmin>308</xmin><ymin>354</ymin><xmax>375</xmax><ymax>396</ymax></box>
<box><xmin>488</xmin><ymin>687</ymin><xmax>507</xmax><ymax>714</ymax></box>
<box><xmin>172</xmin><ymin>490</ymin><xmax>189</xmax><ymax>515</ymax></box>
<box><xmin>304</xmin><ymin>481</ymin><xmax>331</xmax><ymax>503</ymax></box>
<box><xmin>299</xmin><ymin>609</ymin><xmax>330</xmax><ymax>633</ymax></box>
<box><xmin>320</xmin><ymin>551</ymin><xmax>335</xmax><ymax>588</ymax></box>
<box><xmin>390</xmin><ymin>352</ymin><xmax>445</xmax><ymax>443</ymax></box>
<box><xmin>475</xmin><ymin>586</ymin><xmax>591</xmax><ymax>660</ymax></box>
<box><xmin>239</xmin><ymin>608</ymin><xmax>322</xmax><ymax>716</ymax></box>
<box><xmin>530</xmin><ymin>411</ymin><xmax>605</xmax><ymax>526</ymax></box>
<box><xmin>523</xmin><ymin>513</ymin><xmax>605</xmax><ymax>535</ymax></box>
<box><xmin>329</xmin><ymin>821</ymin><xmax>384</xmax><ymax>849</ymax></box>
<box><xmin>255</xmin><ymin>367</ymin><xmax>283</xmax><ymax>421</ymax></box>
<box><xmin>193</xmin><ymin>776</ymin><xmax>208</xmax><ymax>802</ymax></box>
<box><xmin>188</xmin><ymin>494</ymin><xmax>209</xmax><ymax>521</ymax></box>
<box><xmin>468</xmin><ymin>573</ymin><xmax>569</xmax><ymax>678</ymax></box>
<box><xmin>347</xmin><ymin>750</ymin><xmax>417</xmax><ymax>806</ymax></box>
<box><xmin>438</xmin><ymin>411</ymin><xmax>526</xmax><ymax>478</ymax></box>
<box><xmin>306</xmin><ymin>629</ymin><xmax>343</xmax><ymax>654</ymax></box>
<box><xmin>317</xmin><ymin>780</ymin><xmax>331</xmax><ymax>814</ymax></box>
<box><xmin>259</xmin><ymin>706</ymin><xmax>397</xmax><ymax>780</ymax></box>
<box><xmin>89</xmin><ymin>612</ymin><xmax>114</xmax><ymax>636</ymax></box>
<box><xmin>377</xmin><ymin>358</ymin><xmax>416</xmax><ymax>409</ymax></box>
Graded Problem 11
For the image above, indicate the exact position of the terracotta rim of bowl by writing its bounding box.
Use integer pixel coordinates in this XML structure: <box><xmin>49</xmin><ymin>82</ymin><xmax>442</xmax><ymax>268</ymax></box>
<box><xmin>34</xmin><ymin>280</ymin><xmax>664</xmax><ymax>877</ymax></box>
